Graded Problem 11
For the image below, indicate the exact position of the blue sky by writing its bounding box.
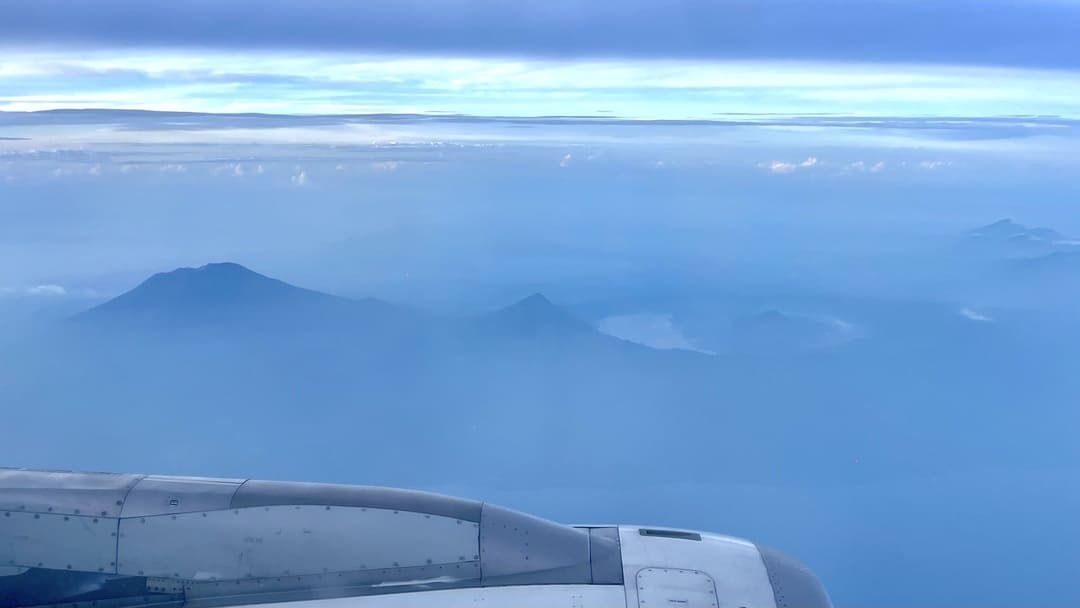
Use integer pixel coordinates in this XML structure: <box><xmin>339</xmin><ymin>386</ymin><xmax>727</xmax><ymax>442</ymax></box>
<box><xmin>2</xmin><ymin>0</ymin><xmax>1080</xmax><ymax>118</ymax></box>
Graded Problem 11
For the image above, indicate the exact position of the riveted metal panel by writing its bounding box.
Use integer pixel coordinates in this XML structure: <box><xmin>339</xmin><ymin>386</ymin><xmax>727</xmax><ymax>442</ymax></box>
<box><xmin>478</xmin><ymin>503</ymin><xmax>591</xmax><ymax>586</ymax></box>
<box><xmin>183</xmin><ymin>562</ymin><xmax>482</xmax><ymax>606</ymax></box>
<box><xmin>637</xmin><ymin>568</ymin><xmax>718</xmax><ymax>608</ymax></box>
<box><xmin>0</xmin><ymin>511</ymin><xmax>118</xmax><ymax>573</ymax></box>
<box><xmin>756</xmin><ymin>544</ymin><xmax>832</xmax><ymax>608</ymax></box>
<box><xmin>588</xmin><ymin>527</ymin><xmax>624</xmax><ymax>585</ymax></box>
<box><xmin>230</xmin><ymin>480</ymin><xmax>481</xmax><ymax>522</ymax></box>
<box><xmin>0</xmin><ymin>468</ymin><xmax>143</xmax><ymax>518</ymax></box>
<box><xmin>120</xmin><ymin>476</ymin><xmax>242</xmax><ymax>518</ymax></box>
<box><xmin>117</xmin><ymin>505</ymin><xmax>479</xmax><ymax>580</ymax></box>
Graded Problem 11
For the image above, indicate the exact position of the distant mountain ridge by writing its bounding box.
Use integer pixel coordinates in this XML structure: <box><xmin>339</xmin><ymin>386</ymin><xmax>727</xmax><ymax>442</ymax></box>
<box><xmin>75</xmin><ymin>262</ymin><xmax>396</xmax><ymax>329</ymax></box>
<box><xmin>70</xmin><ymin>263</ymin><xmax>636</xmax><ymax>354</ymax></box>
<box><xmin>480</xmin><ymin>292</ymin><xmax>594</xmax><ymax>336</ymax></box>
<box><xmin>963</xmin><ymin>219</ymin><xmax>1077</xmax><ymax>258</ymax></box>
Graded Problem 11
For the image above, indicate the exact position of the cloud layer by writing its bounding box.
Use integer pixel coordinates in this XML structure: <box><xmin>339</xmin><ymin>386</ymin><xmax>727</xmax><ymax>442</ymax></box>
<box><xmin>2</xmin><ymin>0</ymin><xmax>1079</xmax><ymax>70</ymax></box>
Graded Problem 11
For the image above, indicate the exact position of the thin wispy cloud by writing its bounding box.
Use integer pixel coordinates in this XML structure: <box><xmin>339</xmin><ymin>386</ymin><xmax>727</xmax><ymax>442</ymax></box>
<box><xmin>3</xmin><ymin>54</ymin><xmax>1080</xmax><ymax>118</ymax></box>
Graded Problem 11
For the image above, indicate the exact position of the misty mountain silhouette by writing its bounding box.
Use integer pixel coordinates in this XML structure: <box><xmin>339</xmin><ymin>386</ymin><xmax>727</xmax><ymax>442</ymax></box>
<box><xmin>966</xmin><ymin>219</ymin><xmax>1067</xmax><ymax>249</ymax></box>
<box><xmin>75</xmin><ymin>262</ymin><xmax>400</xmax><ymax>330</ymax></box>
<box><xmin>481</xmin><ymin>293</ymin><xmax>594</xmax><ymax>337</ymax></box>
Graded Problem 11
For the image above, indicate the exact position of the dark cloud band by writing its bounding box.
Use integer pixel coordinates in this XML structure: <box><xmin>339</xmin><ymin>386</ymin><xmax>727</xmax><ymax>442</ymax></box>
<box><xmin>2</xmin><ymin>0</ymin><xmax>1078</xmax><ymax>70</ymax></box>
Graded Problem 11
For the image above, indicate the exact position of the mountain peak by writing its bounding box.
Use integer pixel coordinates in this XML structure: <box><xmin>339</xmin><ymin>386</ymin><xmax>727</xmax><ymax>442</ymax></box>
<box><xmin>482</xmin><ymin>292</ymin><xmax>593</xmax><ymax>336</ymax></box>
<box><xmin>970</xmin><ymin>218</ymin><xmax>1024</xmax><ymax>237</ymax></box>
<box><xmin>512</xmin><ymin>292</ymin><xmax>556</xmax><ymax>310</ymax></box>
<box><xmin>969</xmin><ymin>219</ymin><xmax>1064</xmax><ymax>244</ymax></box>
<box><xmin>76</xmin><ymin>262</ymin><xmax>336</xmax><ymax>325</ymax></box>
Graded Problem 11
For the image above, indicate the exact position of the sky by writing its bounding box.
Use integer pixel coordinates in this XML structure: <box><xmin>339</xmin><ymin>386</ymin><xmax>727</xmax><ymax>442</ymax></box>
<box><xmin>2</xmin><ymin>0</ymin><xmax>1080</xmax><ymax>117</ymax></box>
<box><xmin>2</xmin><ymin>0</ymin><xmax>1079</xmax><ymax>298</ymax></box>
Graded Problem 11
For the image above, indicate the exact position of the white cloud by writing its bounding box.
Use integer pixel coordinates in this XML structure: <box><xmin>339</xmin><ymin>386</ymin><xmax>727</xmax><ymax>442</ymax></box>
<box><xmin>919</xmin><ymin>160</ymin><xmax>951</xmax><ymax>170</ymax></box>
<box><xmin>763</xmin><ymin>160</ymin><xmax>797</xmax><ymax>174</ymax></box>
<box><xmin>960</xmin><ymin>307</ymin><xmax>993</xmax><ymax>322</ymax></box>
<box><xmin>290</xmin><ymin>168</ymin><xmax>307</xmax><ymax>185</ymax></box>
<box><xmin>845</xmin><ymin>160</ymin><xmax>885</xmax><ymax>172</ymax></box>
<box><xmin>49</xmin><ymin>163</ymin><xmax>105</xmax><ymax>178</ymax></box>
<box><xmin>370</xmin><ymin>161</ymin><xmax>399</xmax><ymax>171</ymax></box>
<box><xmin>4</xmin><ymin>52</ymin><xmax>1080</xmax><ymax>120</ymax></box>
<box><xmin>559</xmin><ymin>153</ymin><xmax>572</xmax><ymax>168</ymax></box>
<box><xmin>26</xmin><ymin>284</ymin><xmax>67</xmax><ymax>296</ymax></box>
<box><xmin>760</xmin><ymin>157</ymin><xmax>817</xmax><ymax>174</ymax></box>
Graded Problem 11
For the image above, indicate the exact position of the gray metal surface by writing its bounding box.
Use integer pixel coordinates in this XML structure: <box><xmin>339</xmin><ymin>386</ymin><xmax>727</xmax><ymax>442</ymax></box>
<box><xmin>587</xmin><ymin>527</ymin><xmax>623</xmax><ymax>585</ymax></box>
<box><xmin>0</xmin><ymin>511</ymin><xmax>117</xmax><ymax>573</ymax></box>
<box><xmin>183</xmin><ymin>562</ymin><xmax>482</xmax><ymax>608</ymax></box>
<box><xmin>478</xmin><ymin>503</ymin><xmax>591</xmax><ymax>586</ymax></box>
<box><xmin>120</xmin><ymin>477</ymin><xmax>241</xmax><ymax>519</ymax></box>
<box><xmin>230</xmin><ymin>480</ymin><xmax>482</xmax><ymax>522</ymax></box>
<box><xmin>636</xmin><ymin>567</ymin><xmax>718</xmax><ymax>608</ymax></box>
<box><xmin>117</xmin><ymin>505</ymin><xmax>478</xmax><ymax>580</ymax></box>
<box><xmin>756</xmin><ymin>544</ymin><xmax>832</xmax><ymax>608</ymax></box>
<box><xmin>0</xmin><ymin>469</ymin><xmax>142</xmax><ymax>518</ymax></box>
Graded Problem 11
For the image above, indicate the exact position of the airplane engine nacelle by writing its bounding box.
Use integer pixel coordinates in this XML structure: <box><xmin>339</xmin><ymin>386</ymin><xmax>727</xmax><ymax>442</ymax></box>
<box><xmin>0</xmin><ymin>468</ymin><xmax>829</xmax><ymax>608</ymax></box>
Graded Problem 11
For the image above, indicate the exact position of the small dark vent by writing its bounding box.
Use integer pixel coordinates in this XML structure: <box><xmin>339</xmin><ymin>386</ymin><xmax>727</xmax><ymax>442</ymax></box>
<box><xmin>638</xmin><ymin>529</ymin><xmax>702</xmax><ymax>541</ymax></box>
